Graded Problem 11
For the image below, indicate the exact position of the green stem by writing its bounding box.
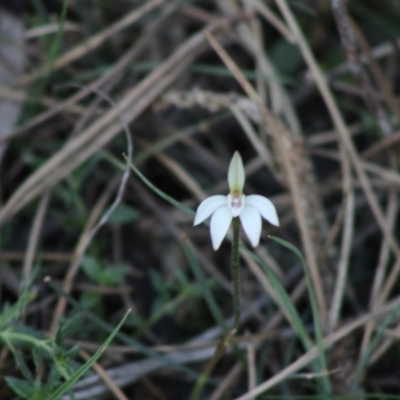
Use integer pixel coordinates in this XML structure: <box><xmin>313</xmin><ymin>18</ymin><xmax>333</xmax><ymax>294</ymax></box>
<box><xmin>189</xmin><ymin>332</ymin><xmax>233</xmax><ymax>400</ymax></box>
<box><xmin>189</xmin><ymin>218</ymin><xmax>243</xmax><ymax>400</ymax></box>
<box><xmin>231</xmin><ymin>217</ymin><xmax>241</xmax><ymax>331</ymax></box>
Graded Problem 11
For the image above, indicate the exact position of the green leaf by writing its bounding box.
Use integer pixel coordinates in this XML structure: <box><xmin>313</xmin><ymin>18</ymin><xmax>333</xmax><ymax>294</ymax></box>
<box><xmin>55</xmin><ymin>313</ymin><xmax>86</xmax><ymax>344</ymax></box>
<box><xmin>271</xmin><ymin>39</ymin><xmax>302</xmax><ymax>75</ymax></box>
<box><xmin>268</xmin><ymin>236</ymin><xmax>331</xmax><ymax>394</ymax></box>
<box><xmin>63</xmin><ymin>343</ymin><xmax>81</xmax><ymax>360</ymax></box>
<box><xmin>80</xmin><ymin>292</ymin><xmax>101</xmax><ymax>309</ymax></box>
<box><xmin>99</xmin><ymin>263</ymin><xmax>129</xmax><ymax>286</ymax></box>
<box><xmin>6</xmin><ymin>339</ymin><xmax>33</xmax><ymax>382</ymax></box>
<box><xmin>249</xmin><ymin>250</ymin><xmax>313</xmax><ymax>347</ymax></box>
<box><xmin>149</xmin><ymin>269</ymin><xmax>162</xmax><ymax>291</ymax></box>
<box><xmin>32</xmin><ymin>346</ymin><xmax>45</xmax><ymax>372</ymax></box>
<box><xmin>5</xmin><ymin>377</ymin><xmax>34</xmax><ymax>399</ymax></box>
<box><xmin>107</xmin><ymin>204</ymin><xmax>140</xmax><ymax>224</ymax></box>
<box><xmin>174</xmin><ymin>268</ymin><xmax>190</xmax><ymax>289</ymax></box>
<box><xmin>81</xmin><ymin>256</ymin><xmax>102</xmax><ymax>281</ymax></box>
<box><xmin>47</xmin><ymin>309</ymin><xmax>131</xmax><ymax>400</ymax></box>
<box><xmin>43</xmin><ymin>365</ymin><xmax>62</xmax><ymax>393</ymax></box>
<box><xmin>0</xmin><ymin>291</ymin><xmax>36</xmax><ymax>330</ymax></box>
<box><xmin>32</xmin><ymin>378</ymin><xmax>44</xmax><ymax>400</ymax></box>
<box><xmin>124</xmin><ymin>312</ymin><xmax>144</xmax><ymax>328</ymax></box>
<box><xmin>82</xmin><ymin>256</ymin><xmax>129</xmax><ymax>286</ymax></box>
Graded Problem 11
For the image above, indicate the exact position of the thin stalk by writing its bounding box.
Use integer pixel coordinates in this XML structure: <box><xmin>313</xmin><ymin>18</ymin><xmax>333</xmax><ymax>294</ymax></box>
<box><xmin>231</xmin><ymin>217</ymin><xmax>242</xmax><ymax>331</ymax></box>
<box><xmin>190</xmin><ymin>218</ymin><xmax>243</xmax><ymax>400</ymax></box>
<box><xmin>189</xmin><ymin>331</ymin><xmax>235</xmax><ymax>400</ymax></box>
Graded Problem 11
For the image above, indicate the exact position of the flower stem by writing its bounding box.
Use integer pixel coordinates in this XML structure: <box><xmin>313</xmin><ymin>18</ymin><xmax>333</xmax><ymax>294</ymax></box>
<box><xmin>231</xmin><ymin>217</ymin><xmax>241</xmax><ymax>331</ymax></box>
<box><xmin>189</xmin><ymin>219</ymin><xmax>243</xmax><ymax>400</ymax></box>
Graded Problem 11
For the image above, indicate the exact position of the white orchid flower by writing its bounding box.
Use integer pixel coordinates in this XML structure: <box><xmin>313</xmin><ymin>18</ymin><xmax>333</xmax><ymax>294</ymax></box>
<box><xmin>194</xmin><ymin>152</ymin><xmax>279</xmax><ymax>250</ymax></box>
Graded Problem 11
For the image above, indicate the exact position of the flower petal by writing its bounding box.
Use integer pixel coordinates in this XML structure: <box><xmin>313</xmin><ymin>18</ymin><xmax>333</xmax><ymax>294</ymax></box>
<box><xmin>194</xmin><ymin>195</ymin><xmax>227</xmax><ymax>226</ymax></box>
<box><xmin>210</xmin><ymin>206</ymin><xmax>232</xmax><ymax>250</ymax></box>
<box><xmin>228</xmin><ymin>152</ymin><xmax>245</xmax><ymax>193</ymax></box>
<box><xmin>246</xmin><ymin>195</ymin><xmax>279</xmax><ymax>226</ymax></box>
<box><xmin>240</xmin><ymin>206</ymin><xmax>262</xmax><ymax>247</ymax></box>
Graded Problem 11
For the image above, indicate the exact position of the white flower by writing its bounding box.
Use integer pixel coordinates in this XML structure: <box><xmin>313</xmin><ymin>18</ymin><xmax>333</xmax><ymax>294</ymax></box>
<box><xmin>194</xmin><ymin>152</ymin><xmax>279</xmax><ymax>250</ymax></box>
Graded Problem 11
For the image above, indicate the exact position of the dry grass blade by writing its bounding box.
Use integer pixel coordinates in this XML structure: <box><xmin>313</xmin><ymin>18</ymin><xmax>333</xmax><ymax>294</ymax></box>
<box><xmin>22</xmin><ymin>192</ymin><xmax>51</xmax><ymax>288</ymax></box>
<box><xmin>49</xmin><ymin>175</ymin><xmax>120</xmax><ymax>334</ymax></box>
<box><xmin>209</xmin><ymin>362</ymin><xmax>243</xmax><ymax>400</ymax></box>
<box><xmin>274</xmin><ymin>0</ymin><xmax>400</xmax><ymax>260</ymax></box>
<box><xmin>0</xmin><ymin>0</ymin><xmax>181</xmax><ymax>147</ymax></box>
<box><xmin>16</xmin><ymin>0</ymin><xmax>166</xmax><ymax>87</ymax></box>
<box><xmin>137</xmin><ymin>138</ymin><xmax>205</xmax><ymax>200</ymax></box>
<box><xmin>247</xmin><ymin>0</ymin><xmax>295</xmax><ymax>43</ymax></box>
<box><xmin>232</xmin><ymin>297</ymin><xmax>400</xmax><ymax>400</ymax></box>
<box><xmin>332</xmin><ymin>0</ymin><xmax>392</xmax><ymax>137</ymax></box>
<box><xmin>0</xmin><ymin>24</ymin><xmax>220</xmax><ymax>225</ymax></box>
<box><xmin>4</xmin><ymin>2</ymin><xmax>400</xmax><ymax>398</ymax></box>
<box><xmin>79</xmin><ymin>349</ymin><xmax>129</xmax><ymax>400</ymax></box>
<box><xmin>328</xmin><ymin>173</ymin><xmax>354</xmax><ymax>331</ymax></box>
<box><xmin>0</xmin><ymin>85</ymin><xmax>89</xmax><ymax>125</ymax></box>
<box><xmin>217</xmin><ymin>0</ymin><xmax>300</xmax><ymax>132</ymax></box>
<box><xmin>205</xmin><ymin>30</ymin><xmax>327</xmax><ymax>319</ymax></box>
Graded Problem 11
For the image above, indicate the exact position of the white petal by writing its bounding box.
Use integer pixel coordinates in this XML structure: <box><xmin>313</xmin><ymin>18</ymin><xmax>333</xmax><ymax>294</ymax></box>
<box><xmin>228</xmin><ymin>152</ymin><xmax>245</xmax><ymax>193</ymax></box>
<box><xmin>194</xmin><ymin>195</ymin><xmax>227</xmax><ymax>226</ymax></box>
<box><xmin>210</xmin><ymin>206</ymin><xmax>232</xmax><ymax>250</ymax></box>
<box><xmin>239</xmin><ymin>206</ymin><xmax>262</xmax><ymax>247</ymax></box>
<box><xmin>246</xmin><ymin>195</ymin><xmax>279</xmax><ymax>226</ymax></box>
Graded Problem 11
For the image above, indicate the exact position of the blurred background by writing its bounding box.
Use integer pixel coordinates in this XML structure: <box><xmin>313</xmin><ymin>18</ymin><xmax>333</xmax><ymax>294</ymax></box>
<box><xmin>1</xmin><ymin>0</ymin><xmax>400</xmax><ymax>399</ymax></box>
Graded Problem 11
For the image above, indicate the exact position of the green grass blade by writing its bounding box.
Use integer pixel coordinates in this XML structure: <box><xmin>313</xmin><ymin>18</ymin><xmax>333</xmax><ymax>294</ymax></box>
<box><xmin>268</xmin><ymin>236</ymin><xmax>331</xmax><ymax>394</ymax></box>
<box><xmin>47</xmin><ymin>309</ymin><xmax>130</xmax><ymax>400</ymax></box>
<box><xmin>245</xmin><ymin>248</ymin><xmax>313</xmax><ymax>348</ymax></box>
<box><xmin>45</xmin><ymin>278</ymin><xmax>198</xmax><ymax>378</ymax></box>
<box><xmin>124</xmin><ymin>156</ymin><xmax>194</xmax><ymax>218</ymax></box>
<box><xmin>181</xmin><ymin>238</ymin><xmax>227</xmax><ymax>331</ymax></box>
